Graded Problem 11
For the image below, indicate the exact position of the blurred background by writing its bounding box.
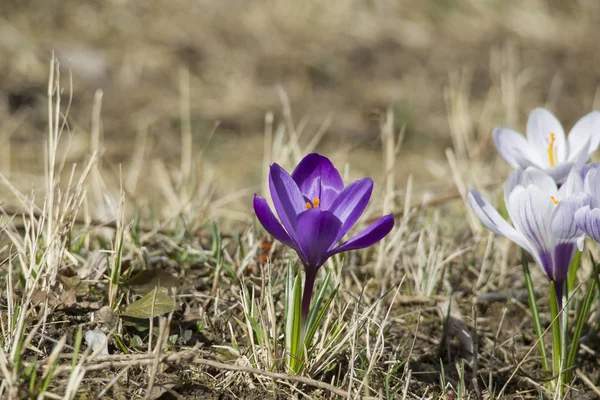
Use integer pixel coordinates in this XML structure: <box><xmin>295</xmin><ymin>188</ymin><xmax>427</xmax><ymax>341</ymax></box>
<box><xmin>1</xmin><ymin>0</ymin><xmax>599</xmax><ymax>227</ymax></box>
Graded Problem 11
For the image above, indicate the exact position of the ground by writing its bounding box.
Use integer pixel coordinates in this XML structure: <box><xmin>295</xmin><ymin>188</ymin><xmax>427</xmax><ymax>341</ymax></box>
<box><xmin>1</xmin><ymin>1</ymin><xmax>600</xmax><ymax>399</ymax></box>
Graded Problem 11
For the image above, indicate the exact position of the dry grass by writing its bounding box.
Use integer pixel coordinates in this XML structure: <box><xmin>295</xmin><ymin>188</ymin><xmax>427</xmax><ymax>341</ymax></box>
<box><xmin>1</xmin><ymin>1</ymin><xmax>600</xmax><ymax>399</ymax></box>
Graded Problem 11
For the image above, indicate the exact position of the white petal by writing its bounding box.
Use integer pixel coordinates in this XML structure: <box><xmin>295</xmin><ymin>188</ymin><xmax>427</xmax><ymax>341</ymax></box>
<box><xmin>493</xmin><ymin>127</ymin><xmax>541</xmax><ymax>168</ymax></box>
<box><xmin>551</xmin><ymin>193</ymin><xmax>594</xmax><ymax>243</ymax></box>
<box><xmin>577</xmin><ymin>236</ymin><xmax>585</xmax><ymax>251</ymax></box>
<box><xmin>544</xmin><ymin>163</ymin><xmax>574</xmax><ymax>184</ymax></box>
<box><xmin>468</xmin><ymin>189</ymin><xmax>532</xmax><ymax>251</ymax></box>
<box><xmin>575</xmin><ymin>206</ymin><xmax>600</xmax><ymax>244</ymax></box>
<box><xmin>507</xmin><ymin>185</ymin><xmax>554</xmax><ymax>256</ymax></box>
<box><xmin>567</xmin><ymin>111</ymin><xmax>600</xmax><ymax>160</ymax></box>
<box><xmin>558</xmin><ymin>169</ymin><xmax>584</xmax><ymax>198</ymax></box>
<box><xmin>584</xmin><ymin>164</ymin><xmax>600</xmax><ymax>200</ymax></box>
<box><xmin>526</xmin><ymin>108</ymin><xmax>566</xmax><ymax>167</ymax></box>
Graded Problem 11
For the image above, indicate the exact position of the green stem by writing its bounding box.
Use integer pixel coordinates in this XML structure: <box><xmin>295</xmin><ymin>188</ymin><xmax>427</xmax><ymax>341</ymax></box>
<box><xmin>549</xmin><ymin>281</ymin><xmax>562</xmax><ymax>393</ymax></box>
<box><xmin>521</xmin><ymin>252</ymin><xmax>549</xmax><ymax>373</ymax></box>
<box><xmin>560</xmin><ymin>281</ymin><xmax>568</xmax><ymax>394</ymax></box>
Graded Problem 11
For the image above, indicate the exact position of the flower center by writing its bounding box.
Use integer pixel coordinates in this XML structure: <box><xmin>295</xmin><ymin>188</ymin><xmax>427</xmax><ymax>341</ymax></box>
<box><xmin>305</xmin><ymin>198</ymin><xmax>320</xmax><ymax>209</ymax></box>
<box><xmin>550</xmin><ymin>195</ymin><xmax>559</xmax><ymax>205</ymax></box>
<box><xmin>546</xmin><ymin>133</ymin><xmax>556</xmax><ymax>167</ymax></box>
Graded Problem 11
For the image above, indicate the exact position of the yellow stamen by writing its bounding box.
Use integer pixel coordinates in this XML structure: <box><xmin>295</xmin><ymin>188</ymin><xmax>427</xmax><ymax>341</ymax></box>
<box><xmin>313</xmin><ymin>198</ymin><xmax>320</xmax><ymax>207</ymax></box>
<box><xmin>306</xmin><ymin>202</ymin><xmax>313</xmax><ymax>209</ymax></box>
<box><xmin>550</xmin><ymin>195</ymin><xmax>559</xmax><ymax>205</ymax></box>
<box><xmin>547</xmin><ymin>133</ymin><xmax>556</xmax><ymax>167</ymax></box>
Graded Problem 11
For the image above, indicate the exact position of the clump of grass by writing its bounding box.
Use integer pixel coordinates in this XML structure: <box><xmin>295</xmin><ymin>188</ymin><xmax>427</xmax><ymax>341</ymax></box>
<box><xmin>2</xmin><ymin>41</ymin><xmax>600</xmax><ymax>399</ymax></box>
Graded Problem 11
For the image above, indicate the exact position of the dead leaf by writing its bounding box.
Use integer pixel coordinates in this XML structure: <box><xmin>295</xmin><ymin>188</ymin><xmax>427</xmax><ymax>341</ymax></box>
<box><xmin>126</xmin><ymin>269</ymin><xmax>179</xmax><ymax>294</ymax></box>
<box><xmin>84</xmin><ymin>329</ymin><xmax>109</xmax><ymax>355</ymax></box>
<box><xmin>120</xmin><ymin>288</ymin><xmax>177</xmax><ymax>319</ymax></box>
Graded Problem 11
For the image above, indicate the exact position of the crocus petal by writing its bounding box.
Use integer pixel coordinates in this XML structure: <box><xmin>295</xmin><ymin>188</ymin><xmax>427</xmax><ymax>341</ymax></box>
<box><xmin>544</xmin><ymin>163</ymin><xmax>574</xmax><ymax>184</ymax></box>
<box><xmin>328</xmin><ymin>178</ymin><xmax>373</xmax><ymax>241</ymax></box>
<box><xmin>253</xmin><ymin>195</ymin><xmax>297</xmax><ymax>249</ymax></box>
<box><xmin>505</xmin><ymin>167</ymin><xmax>557</xmax><ymax>198</ymax></box>
<box><xmin>507</xmin><ymin>185</ymin><xmax>554</xmax><ymax>258</ymax></box>
<box><xmin>526</xmin><ymin>108</ymin><xmax>566</xmax><ymax>167</ymax></box>
<box><xmin>568</xmin><ymin>111</ymin><xmax>600</xmax><ymax>160</ymax></box>
<box><xmin>551</xmin><ymin>193</ymin><xmax>594</xmax><ymax>242</ymax></box>
<box><xmin>493</xmin><ymin>127</ymin><xmax>541</xmax><ymax>168</ymax></box>
<box><xmin>328</xmin><ymin>214</ymin><xmax>394</xmax><ymax>256</ymax></box>
<box><xmin>575</xmin><ymin>206</ymin><xmax>600</xmax><ymax>244</ymax></box>
<box><xmin>551</xmin><ymin>242</ymin><xmax>576</xmax><ymax>284</ymax></box>
<box><xmin>291</xmin><ymin>153</ymin><xmax>344</xmax><ymax>209</ymax></box>
<box><xmin>558</xmin><ymin>169</ymin><xmax>584</xmax><ymax>198</ymax></box>
<box><xmin>584</xmin><ymin>166</ymin><xmax>600</xmax><ymax>200</ymax></box>
<box><xmin>294</xmin><ymin>209</ymin><xmax>342</xmax><ymax>268</ymax></box>
<box><xmin>567</xmin><ymin>138</ymin><xmax>591</xmax><ymax>168</ymax></box>
<box><xmin>468</xmin><ymin>189</ymin><xmax>532</xmax><ymax>252</ymax></box>
<box><xmin>269</xmin><ymin>163</ymin><xmax>306</xmax><ymax>235</ymax></box>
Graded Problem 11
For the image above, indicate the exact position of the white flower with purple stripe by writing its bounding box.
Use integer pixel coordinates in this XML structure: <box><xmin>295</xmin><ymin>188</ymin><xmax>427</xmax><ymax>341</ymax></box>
<box><xmin>494</xmin><ymin>108</ymin><xmax>600</xmax><ymax>183</ymax></box>
<box><xmin>469</xmin><ymin>168</ymin><xmax>593</xmax><ymax>286</ymax></box>
<box><xmin>575</xmin><ymin>163</ymin><xmax>600</xmax><ymax>244</ymax></box>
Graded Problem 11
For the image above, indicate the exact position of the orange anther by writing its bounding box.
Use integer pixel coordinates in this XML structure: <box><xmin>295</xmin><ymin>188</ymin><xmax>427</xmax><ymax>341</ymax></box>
<box><xmin>306</xmin><ymin>202</ymin><xmax>313</xmax><ymax>209</ymax></box>
<box><xmin>550</xmin><ymin>195</ymin><xmax>559</xmax><ymax>205</ymax></box>
<box><xmin>313</xmin><ymin>198</ymin><xmax>320</xmax><ymax>207</ymax></box>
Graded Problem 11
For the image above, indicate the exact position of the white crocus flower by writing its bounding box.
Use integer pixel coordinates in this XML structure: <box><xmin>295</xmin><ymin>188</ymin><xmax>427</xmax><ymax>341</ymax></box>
<box><xmin>469</xmin><ymin>168</ymin><xmax>593</xmax><ymax>286</ymax></box>
<box><xmin>574</xmin><ymin>163</ymin><xmax>600</xmax><ymax>243</ymax></box>
<box><xmin>493</xmin><ymin>108</ymin><xmax>600</xmax><ymax>183</ymax></box>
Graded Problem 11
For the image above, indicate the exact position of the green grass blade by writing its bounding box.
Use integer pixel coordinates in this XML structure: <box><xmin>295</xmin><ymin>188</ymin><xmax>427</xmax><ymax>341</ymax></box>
<box><xmin>71</xmin><ymin>326</ymin><xmax>83</xmax><ymax>370</ymax></box>
<box><xmin>566</xmin><ymin>272</ymin><xmax>597</xmax><ymax>382</ymax></box>
<box><xmin>521</xmin><ymin>252</ymin><xmax>548</xmax><ymax>372</ymax></box>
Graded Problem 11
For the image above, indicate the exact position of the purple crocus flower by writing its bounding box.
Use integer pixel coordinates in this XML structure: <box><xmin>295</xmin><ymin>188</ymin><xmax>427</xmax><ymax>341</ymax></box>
<box><xmin>468</xmin><ymin>168</ymin><xmax>593</xmax><ymax>290</ymax></box>
<box><xmin>253</xmin><ymin>153</ymin><xmax>394</xmax><ymax>319</ymax></box>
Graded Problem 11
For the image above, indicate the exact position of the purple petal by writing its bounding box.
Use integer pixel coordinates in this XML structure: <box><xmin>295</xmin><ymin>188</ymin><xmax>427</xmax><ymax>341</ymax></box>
<box><xmin>269</xmin><ymin>163</ymin><xmax>305</xmax><ymax>236</ymax></box>
<box><xmin>294</xmin><ymin>209</ymin><xmax>342</xmax><ymax>268</ymax></box>
<box><xmin>328</xmin><ymin>214</ymin><xmax>394</xmax><ymax>256</ymax></box>
<box><xmin>551</xmin><ymin>242</ymin><xmax>576</xmax><ymax>284</ymax></box>
<box><xmin>328</xmin><ymin>178</ymin><xmax>373</xmax><ymax>241</ymax></box>
<box><xmin>291</xmin><ymin>153</ymin><xmax>344</xmax><ymax>209</ymax></box>
<box><xmin>253</xmin><ymin>195</ymin><xmax>297</xmax><ymax>249</ymax></box>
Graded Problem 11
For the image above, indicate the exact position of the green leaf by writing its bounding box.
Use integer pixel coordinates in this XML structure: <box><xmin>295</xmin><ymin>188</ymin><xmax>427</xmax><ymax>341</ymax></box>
<box><xmin>285</xmin><ymin>264</ymin><xmax>303</xmax><ymax>374</ymax></box>
<box><xmin>130</xmin><ymin>335</ymin><xmax>145</xmax><ymax>349</ymax></box>
<box><xmin>303</xmin><ymin>270</ymin><xmax>338</xmax><ymax>359</ymax></box>
<box><xmin>120</xmin><ymin>288</ymin><xmax>177</xmax><ymax>319</ymax></box>
<box><xmin>566</xmin><ymin>269</ymin><xmax>598</xmax><ymax>382</ymax></box>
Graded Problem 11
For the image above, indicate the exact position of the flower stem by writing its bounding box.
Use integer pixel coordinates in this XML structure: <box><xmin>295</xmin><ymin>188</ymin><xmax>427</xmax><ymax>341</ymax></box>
<box><xmin>301</xmin><ymin>267</ymin><xmax>317</xmax><ymax>322</ymax></box>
